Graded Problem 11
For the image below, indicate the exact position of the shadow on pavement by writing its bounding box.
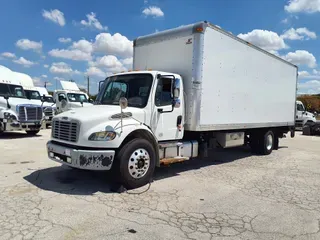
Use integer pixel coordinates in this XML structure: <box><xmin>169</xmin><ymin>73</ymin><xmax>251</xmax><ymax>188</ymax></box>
<box><xmin>0</xmin><ymin>132</ymin><xmax>43</xmax><ymax>139</ymax></box>
<box><xmin>24</xmin><ymin>145</ymin><xmax>286</xmax><ymax>195</ymax></box>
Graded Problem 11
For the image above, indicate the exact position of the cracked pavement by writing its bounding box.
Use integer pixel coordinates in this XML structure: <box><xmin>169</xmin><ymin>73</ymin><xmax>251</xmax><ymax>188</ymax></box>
<box><xmin>0</xmin><ymin>131</ymin><xmax>320</xmax><ymax>240</ymax></box>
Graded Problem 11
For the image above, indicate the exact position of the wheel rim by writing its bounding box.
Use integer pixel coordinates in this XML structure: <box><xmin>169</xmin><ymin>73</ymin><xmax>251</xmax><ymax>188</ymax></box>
<box><xmin>266</xmin><ymin>134</ymin><xmax>273</xmax><ymax>151</ymax></box>
<box><xmin>128</xmin><ymin>148</ymin><xmax>150</xmax><ymax>179</ymax></box>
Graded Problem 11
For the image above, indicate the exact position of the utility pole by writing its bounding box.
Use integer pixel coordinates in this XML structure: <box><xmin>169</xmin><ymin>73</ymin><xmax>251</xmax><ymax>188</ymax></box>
<box><xmin>44</xmin><ymin>81</ymin><xmax>49</xmax><ymax>89</ymax></box>
<box><xmin>87</xmin><ymin>75</ymin><xmax>90</xmax><ymax>96</ymax></box>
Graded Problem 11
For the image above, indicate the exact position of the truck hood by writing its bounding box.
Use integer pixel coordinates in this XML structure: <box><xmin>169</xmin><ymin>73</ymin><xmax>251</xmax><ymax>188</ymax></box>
<box><xmin>69</xmin><ymin>102</ymin><xmax>93</xmax><ymax>108</ymax></box>
<box><xmin>0</xmin><ymin>97</ymin><xmax>41</xmax><ymax>112</ymax></box>
<box><xmin>54</xmin><ymin>105</ymin><xmax>146</xmax><ymax>127</ymax></box>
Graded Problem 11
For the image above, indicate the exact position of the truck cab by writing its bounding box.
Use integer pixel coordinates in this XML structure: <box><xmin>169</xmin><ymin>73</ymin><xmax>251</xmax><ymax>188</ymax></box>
<box><xmin>295</xmin><ymin>100</ymin><xmax>316</xmax><ymax>130</ymax></box>
<box><xmin>54</xmin><ymin>80</ymin><xmax>93</xmax><ymax>114</ymax></box>
<box><xmin>0</xmin><ymin>65</ymin><xmax>45</xmax><ymax>135</ymax></box>
<box><xmin>12</xmin><ymin>71</ymin><xmax>56</xmax><ymax>127</ymax></box>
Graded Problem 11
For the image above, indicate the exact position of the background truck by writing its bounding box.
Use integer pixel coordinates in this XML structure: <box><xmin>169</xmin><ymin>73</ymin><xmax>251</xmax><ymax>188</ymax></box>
<box><xmin>53</xmin><ymin>80</ymin><xmax>93</xmax><ymax>114</ymax></box>
<box><xmin>13</xmin><ymin>71</ymin><xmax>56</xmax><ymax>127</ymax></box>
<box><xmin>46</xmin><ymin>21</ymin><xmax>297</xmax><ymax>189</ymax></box>
<box><xmin>0</xmin><ymin>65</ymin><xmax>45</xmax><ymax>135</ymax></box>
<box><xmin>295</xmin><ymin>100</ymin><xmax>316</xmax><ymax>130</ymax></box>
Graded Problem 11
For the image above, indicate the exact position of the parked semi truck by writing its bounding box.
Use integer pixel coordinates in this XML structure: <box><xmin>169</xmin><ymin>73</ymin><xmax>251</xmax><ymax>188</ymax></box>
<box><xmin>13</xmin><ymin>71</ymin><xmax>56</xmax><ymax>127</ymax></box>
<box><xmin>53</xmin><ymin>80</ymin><xmax>93</xmax><ymax>114</ymax></box>
<box><xmin>47</xmin><ymin>21</ymin><xmax>297</xmax><ymax>189</ymax></box>
<box><xmin>0</xmin><ymin>65</ymin><xmax>45</xmax><ymax>135</ymax></box>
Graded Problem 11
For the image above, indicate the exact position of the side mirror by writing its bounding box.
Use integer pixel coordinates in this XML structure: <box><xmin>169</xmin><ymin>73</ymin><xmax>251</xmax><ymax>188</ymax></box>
<box><xmin>80</xmin><ymin>100</ymin><xmax>84</xmax><ymax>107</ymax></box>
<box><xmin>119</xmin><ymin>97</ymin><xmax>128</xmax><ymax>109</ymax></box>
<box><xmin>41</xmin><ymin>94</ymin><xmax>45</xmax><ymax>103</ymax></box>
<box><xmin>98</xmin><ymin>80</ymin><xmax>105</xmax><ymax>92</ymax></box>
<box><xmin>4</xmin><ymin>94</ymin><xmax>9</xmax><ymax>100</ymax></box>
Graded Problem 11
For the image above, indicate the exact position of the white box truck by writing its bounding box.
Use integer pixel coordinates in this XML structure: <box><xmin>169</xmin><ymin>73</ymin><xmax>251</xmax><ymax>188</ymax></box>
<box><xmin>53</xmin><ymin>80</ymin><xmax>93</xmax><ymax>114</ymax></box>
<box><xmin>0</xmin><ymin>65</ymin><xmax>45</xmax><ymax>135</ymax></box>
<box><xmin>46</xmin><ymin>21</ymin><xmax>297</xmax><ymax>189</ymax></box>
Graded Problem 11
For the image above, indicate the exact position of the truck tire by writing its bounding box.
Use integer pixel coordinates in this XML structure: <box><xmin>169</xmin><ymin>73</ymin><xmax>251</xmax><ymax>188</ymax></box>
<box><xmin>115</xmin><ymin>138</ymin><xmax>156</xmax><ymax>189</ymax></box>
<box><xmin>26</xmin><ymin>130</ymin><xmax>40</xmax><ymax>136</ymax></box>
<box><xmin>250</xmin><ymin>130</ymin><xmax>274</xmax><ymax>155</ymax></box>
<box><xmin>274</xmin><ymin>136</ymin><xmax>279</xmax><ymax>150</ymax></box>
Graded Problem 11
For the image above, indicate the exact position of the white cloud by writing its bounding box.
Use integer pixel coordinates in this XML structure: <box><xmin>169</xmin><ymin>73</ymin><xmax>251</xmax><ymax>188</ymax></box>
<box><xmin>281</xmin><ymin>28</ymin><xmax>317</xmax><ymax>40</ymax></box>
<box><xmin>282</xmin><ymin>18</ymin><xmax>289</xmax><ymax>24</ymax></box>
<box><xmin>48</xmin><ymin>48</ymin><xmax>92</xmax><ymax>61</ymax></box>
<box><xmin>285</xmin><ymin>0</ymin><xmax>320</xmax><ymax>13</ymax></box>
<box><xmin>142</xmin><ymin>6</ymin><xmax>164</xmax><ymax>17</ymax></box>
<box><xmin>49</xmin><ymin>62</ymin><xmax>81</xmax><ymax>75</ymax></box>
<box><xmin>58</xmin><ymin>37</ymin><xmax>72</xmax><ymax>43</ymax></box>
<box><xmin>298</xmin><ymin>71</ymin><xmax>310</xmax><ymax>78</ymax></box>
<box><xmin>41</xmin><ymin>74</ymin><xmax>48</xmax><ymax>78</ymax></box>
<box><xmin>71</xmin><ymin>39</ymin><xmax>93</xmax><ymax>53</ymax></box>
<box><xmin>86</xmin><ymin>66</ymin><xmax>106</xmax><ymax>78</ymax></box>
<box><xmin>93</xmin><ymin>33</ymin><xmax>133</xmax><ymax>58</ymax></box>
<box><xmin>80</xmin><ymin>12</ymin><xmax>107</xmax><ymax>31</ymax></box>
<box><xmin>16</xmin><ymin>39</ymin><xmax>42</xmax><ymax>52</ymax></box>
<box><xmin>13</xmin><ymin>57</ymin><xmax>36</xmax><ymax>67</ymax></box>
<box><xmin>298</xmin><ymin>80</ymin><xmax>320</xmax><ymax>94</ymax></box>
<box><xmin>89</xmin><ymin>55</ymin><xmax>127</xmax><ymax>74</ymax></box>
<box><xmin>44</xmin><ymin>64</ymin><xmax>49</xmax><ymax>68</ymax></box>
<box><xmin>54</xmin><ymin>76</ymin><xmax>65</xmax><ymax>81</ymax></box>
<box><xmin>1</xmin><ymin>52</ymin><xmax>16</xmax><ymax>58</ymax></box>
<box><xmin>283</xmin><ymin>50</ymin><xmax>317</xmax><ymax>68</ymax></box>
<box><xmin>42</xmin><ymin>9</ymin><xmax>66</xmax><ymax>26</ymax></box>
<box><xmin>237</xmin><ymin>29</ymin><xmax>287</xmax><ymax>51</ymax></box>
<box><xmin>121</xmin><ymin>57</ymin><xmax>133</xmax><ymax>69</ymax></box>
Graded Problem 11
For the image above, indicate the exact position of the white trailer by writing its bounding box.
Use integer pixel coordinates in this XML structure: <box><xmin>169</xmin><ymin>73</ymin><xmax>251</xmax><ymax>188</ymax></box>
<box><xmin>53</xmin><ymin>80</ymin><xmax>93</xmax><ymax>114</ymax></box>
<box><xmin>46</xmin><ymin>21</ymin><xmax>297</xmax><ymax>189</ymax></box>
<box><xmin>0</xmin><ymin>65</ymin><xmax>45</xmax><ymax>135</ymax></box>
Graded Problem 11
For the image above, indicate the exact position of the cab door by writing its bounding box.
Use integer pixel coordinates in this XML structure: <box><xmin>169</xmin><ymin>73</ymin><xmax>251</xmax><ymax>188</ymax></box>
<box><xmin>151</xmin><ymin>75</ymin><xmax>184</xmax><ymax>141</ymax></box>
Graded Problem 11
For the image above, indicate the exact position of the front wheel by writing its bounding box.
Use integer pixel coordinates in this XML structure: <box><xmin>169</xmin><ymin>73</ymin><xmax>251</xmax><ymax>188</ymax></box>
<box><xmin>115</xmin><ymin>138</ymin><xmax>156</xmax><ymax>189</ymax></box>
<box><xmin>26</xmin><ymin>130</ymin><xmax>40</xmax><ymax>136</ymax></box>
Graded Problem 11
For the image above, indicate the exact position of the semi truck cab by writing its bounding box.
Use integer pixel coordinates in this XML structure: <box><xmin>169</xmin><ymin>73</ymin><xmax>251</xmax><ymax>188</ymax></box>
<box><xmin>0</xmin><ymin>66</ymin><xmax>46</xmax><ymax>135</ymax></box>
<box><xmin>295</xmin><ymin>100</ymin><xmax>316</xmax><ymax>130</ymax></box>
<box><xmin>54</xmin><ymin>80</ymin><xmax>93</xmax><ymax>114</ymax></box>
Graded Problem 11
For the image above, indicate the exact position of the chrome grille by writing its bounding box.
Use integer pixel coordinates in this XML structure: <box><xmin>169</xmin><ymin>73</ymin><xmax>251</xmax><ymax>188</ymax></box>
<box><xmin>44</xmin><ymin>108</ymin><xmax>53</xmax><ymax>117</ymax></box>
<box><xmin>52</xmin><ymin>120</ymin><xmax>79</xmax><ymax>142</ymax></box>
<box><xmin>18</xmin><ymin>106</ymin><xmax>43</xmax><ymax>122</ymax></box>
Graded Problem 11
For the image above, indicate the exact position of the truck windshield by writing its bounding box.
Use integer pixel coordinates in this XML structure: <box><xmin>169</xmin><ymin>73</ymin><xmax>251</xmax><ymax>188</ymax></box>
<box><xmin>0</xmin><ymin>83</ymin><xmax>26</xmax><ymax>98</ymax></box>
<box><xmin>25</xmin><ymin>90</ymin><xmax>41</xmax><ymax>100</ymax></box>
<box><xmin>67</xmin><ymin>93</ymin><xmax>88</xmax><ymax>102</ymax></box>
<box><xmin>96</xmin><ymin>74</ymin><xmax>153</xmax><ymax>108</ymax></box>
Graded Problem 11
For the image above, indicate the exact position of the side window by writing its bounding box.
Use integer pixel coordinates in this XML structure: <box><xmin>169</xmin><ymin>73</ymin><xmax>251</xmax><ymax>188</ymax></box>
<box><xmin>297</xmin><ymin>104</ymin><xmax>304</xmax><ymax>111</ymax></box>
<box><xmin>58</xmin><ymin>93</ymin><xmax>66</xmax><ymax>102</ymax></box>
<box><xmin>155</xmin><ymin>78</ymin><xmax>173</xmax><ymax>106</ymax></box>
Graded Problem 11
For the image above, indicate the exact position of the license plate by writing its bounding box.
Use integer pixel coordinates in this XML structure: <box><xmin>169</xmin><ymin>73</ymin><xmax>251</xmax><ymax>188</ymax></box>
<box><xmin>3</xmin><ymin>119</ymin><xmax>7</xmax><ymax>123</ymax></box>
<box><xmin>45</xmin><ymin>116</ymin><xmax>50</xmax><ymax>120</ymax></box>
<box><xmin>65</xmin><ymin>149</ymin><xmax>71</xmax><ymax>156</ymax></box>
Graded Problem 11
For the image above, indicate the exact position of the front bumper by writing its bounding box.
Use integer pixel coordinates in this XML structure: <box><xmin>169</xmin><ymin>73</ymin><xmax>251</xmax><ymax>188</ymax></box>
<box><xmin>2</xmin><ymin>118</ymin><xmax>46</xmax><ymax>131</ymax></box>
<box><xmin>46</xmin><ymin>141</ymin><xmax>115</xmax><ymax>170</ymax></box>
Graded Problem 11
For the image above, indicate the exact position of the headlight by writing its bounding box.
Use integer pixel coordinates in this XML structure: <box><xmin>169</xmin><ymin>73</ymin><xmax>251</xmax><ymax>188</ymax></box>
<box><xmin>88</xmin><ymin>131</ymin><xmax>117</xmax><ymax>141</ymax></box>
<box><xmin>3</xmin><ymin>112</ymin><xmax>17</xmax><ymax>120</ymax></box>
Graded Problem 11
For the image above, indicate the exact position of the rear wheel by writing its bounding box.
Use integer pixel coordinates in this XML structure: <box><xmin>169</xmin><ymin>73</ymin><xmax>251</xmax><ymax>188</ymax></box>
<box><xmin>115</xmin><ymin>138</ymin><xmax>156</xmax><ymax>189</ymax></box>
<box><xmin>26</xmin><ymin>130</ymin><xmax>40</xmax><ymax>136</ymax></box>
<box><xmin>250</xmin><ymin>130</ymin><xmax>274</xmax><ymax>155</ymax></box>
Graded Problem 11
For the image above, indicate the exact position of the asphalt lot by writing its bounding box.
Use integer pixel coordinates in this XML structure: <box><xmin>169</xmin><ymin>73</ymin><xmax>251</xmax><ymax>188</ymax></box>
<box><xmin>0</xmin><ymin>130</ymin><xmax>320</xmax><ymax>240</ymax></box>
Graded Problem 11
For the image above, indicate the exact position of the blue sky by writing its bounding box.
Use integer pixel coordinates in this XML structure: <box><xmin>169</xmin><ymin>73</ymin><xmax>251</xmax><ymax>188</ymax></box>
<box><xmin>1</xmin><ymin>0</ymin><xmax>320</xmax><ymax>94</ymax></box>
